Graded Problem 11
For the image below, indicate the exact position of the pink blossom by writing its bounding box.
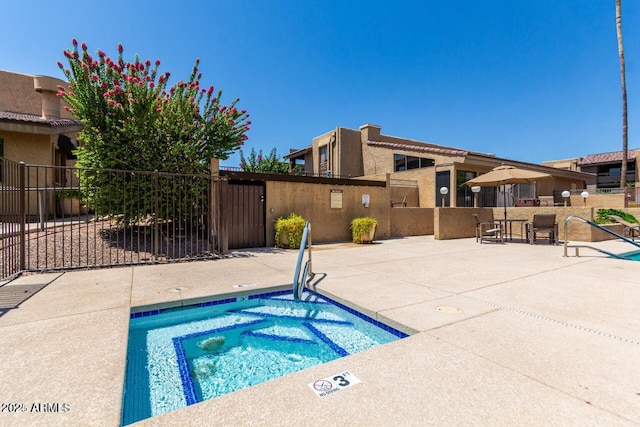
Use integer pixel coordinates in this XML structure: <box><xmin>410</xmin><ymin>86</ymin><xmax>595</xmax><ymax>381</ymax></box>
<box><xmin>129</xmin><ymin>98</ymin><xmax>134</xmax><ymax>103</ymax></box>
<box><xmin>81</xmin><ymin>42</ymin><xmax>87</xmax><ymax>50</ymax></box>
<box><xmin>118</xmin><ymin>44</ymin><xmax>123</xmax><ymax>53</ymax></box>
<box><xmin>108</xmin><ymin>99</ymin><xmax>116</xmax><ymax>106</ymax></box>
<box><xmin>72</xmin><ymin>38</ymin><xmax>78</xmax><ymax>47</ymax></box>
<box><xmin>98</xmin><ymin>50</ymin><xmax>106</xmax><ymax>57</ymax></box>
<box><xmin>155</xmin><ymin>59</ymin><xmax>161</xmax><ymax>66</ymax></box>
<box><xmin>116</xmin><ymin>102</ymin><xmax>122</xmax><ymax>108</ymax></box>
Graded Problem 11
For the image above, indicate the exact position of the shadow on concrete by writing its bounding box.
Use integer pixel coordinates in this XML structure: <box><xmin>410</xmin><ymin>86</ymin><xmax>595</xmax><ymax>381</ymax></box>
<box><xmin>0</xmin><ymin>279</ymin><xmax>53</xmax><ymax>319</ymax></box>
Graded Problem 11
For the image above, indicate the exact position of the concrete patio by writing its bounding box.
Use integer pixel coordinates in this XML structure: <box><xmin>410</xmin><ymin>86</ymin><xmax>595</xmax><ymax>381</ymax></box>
<box><xmin>0</xmin><ymin>236</ymin><xmax>639</xmax><ymax>426</ymax></box>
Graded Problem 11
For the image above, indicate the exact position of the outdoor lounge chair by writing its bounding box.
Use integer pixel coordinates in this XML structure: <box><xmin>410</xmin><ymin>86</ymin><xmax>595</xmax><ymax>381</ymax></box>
<box><xmin>526</xmin><ymin>214</ymin><xmax>558</xmax><ymax>245</ymax></box>
<box><xmin>609</xmin><ymin>215</ymin><xmax>640</xmax><ymax>240</ymax></box>
<box><xmin>472</xmin><ymin>214</ymin><xmax>504</xmax><ymax>244</ymax></box>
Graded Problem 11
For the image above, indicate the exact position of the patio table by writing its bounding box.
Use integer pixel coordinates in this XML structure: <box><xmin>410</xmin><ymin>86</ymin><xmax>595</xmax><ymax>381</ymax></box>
<box><xmin>495</xmin><ymin>218</ymin><xmax>527</xmax><ymax>242</ymax></box>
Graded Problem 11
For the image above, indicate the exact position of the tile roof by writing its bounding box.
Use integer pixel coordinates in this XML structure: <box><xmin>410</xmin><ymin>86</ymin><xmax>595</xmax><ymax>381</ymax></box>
<box><xmin>579</xmin><ymin>149</ymin><xmax>639</xmax><ymax>165</ymax></box>
<box><xmin>367</xmin><ymin>140</ymin><xmax>469</xmax><ymax>156</ymax></box>
<box><xmin>0</xmin><ymin>111</ymin><xmax>82</xmax><ymax>128</ymax></box>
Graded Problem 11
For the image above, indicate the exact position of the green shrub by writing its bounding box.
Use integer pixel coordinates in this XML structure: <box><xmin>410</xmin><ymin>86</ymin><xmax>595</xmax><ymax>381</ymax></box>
<box><xmin>274</xmin><ymin>213</ymin><xmax>307</xmax><ymax>249</ymax></box>
<box><xmin>55</xmin><ymin>189</ymin><xmax>82</xmax><ymax>200</ymax></box>
<box><xmin>594</xmin><ymin>208</ymin><xmax>638</xmax><ymax>224</ymax></box>
<box><xmin>350</xmin><ymin>217</ymin><xmax>378</xmax><ymax>243</ymax></box>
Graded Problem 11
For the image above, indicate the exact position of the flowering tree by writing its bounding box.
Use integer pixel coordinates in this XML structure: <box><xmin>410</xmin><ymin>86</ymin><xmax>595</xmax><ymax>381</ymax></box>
<box><xmin>239</xmin><ymin>147</ymin><xmax>289</xmax><ymax>174</ymax></box>
<box><xmin>57</xmin><ymin>40</ymin><xmax>251</xmax><ymax>226</ymax></box>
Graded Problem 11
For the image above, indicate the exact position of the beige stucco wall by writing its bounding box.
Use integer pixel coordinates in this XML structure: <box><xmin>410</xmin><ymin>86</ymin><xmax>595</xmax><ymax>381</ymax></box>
<box><xmin>434</xmin><ymin>206</ymin><xmax>640</xmax><ymax>242</ymax></box>
<box><xmin>569</xmin><ymin>193</ymin><xmax>626</xmax><ymax>208</ymax></box>
<box><xmin>390</xmin><ymin>185</ymin><xmax>419</xmax><ymax>207</ymax></box>
<box><xmin>0</xmin><ymin>71</ymin><xmax>41</xmax><ymax>115</ymax></box>
<box><xmin>1</xmin><ymin>131</ymin><xmax>54</xmax><ymax>165</ymax></box>
<box><xmin>0</xmin><ymin>71</ymin><xmax>73</xmax><ymax>120</ymax></box>
<box><xmin>337</xmin><ymin>127</ymin><xmax>363</xmax><ymax>177</ymax></box>
<box><xmin>390</xmin><ymin>208</ymin><xmax>433</xmax><ymax>237</ymax></box>
<box><xmin>265</xmin><ymin>180</ymin><xmax>391</xmax><ymax>245</ymax></box>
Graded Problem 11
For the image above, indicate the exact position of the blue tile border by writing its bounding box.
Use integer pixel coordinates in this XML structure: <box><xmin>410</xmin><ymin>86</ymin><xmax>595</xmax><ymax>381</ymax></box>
<box><xmin>129</xmin><ymin>287</ymin><xmax>410</xmax><ymax>419</ymax></box>
<box><xmin>171</xmin><ymin>337</ymin><xmax>199</xmax><ymax>406</ymax></box>
<box><xmin>172</xmin><ymin>319</ymin><xmax>269</xmax><ymax>406</ymax></box>
<box><xmin>129</xmin><ymin>288</ymin><xmax>409</xmax><ymax>338</ymax></box>
<box><xmin>302</xmin><ymin>321</ymin><xmax>348</xmax><ymax>357</ymax></box>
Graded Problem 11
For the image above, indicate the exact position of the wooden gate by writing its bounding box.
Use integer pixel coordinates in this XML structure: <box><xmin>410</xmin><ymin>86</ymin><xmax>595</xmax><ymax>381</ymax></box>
<box><xmin>226</xmin><ymin>182</ymin><xmax>265</xmax><ymax>249</ymax></box>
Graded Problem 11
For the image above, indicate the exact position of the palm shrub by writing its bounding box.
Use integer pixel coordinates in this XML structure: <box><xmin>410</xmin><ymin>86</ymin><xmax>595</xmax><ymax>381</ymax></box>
<box><xmin>594</xmin><ymin>208</ymin><xmax>638</xmax><ymax>224</ymax></box>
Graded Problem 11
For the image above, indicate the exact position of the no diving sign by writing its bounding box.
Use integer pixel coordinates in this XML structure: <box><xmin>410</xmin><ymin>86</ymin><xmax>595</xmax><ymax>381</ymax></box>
<box><xmin>308</xmin><ymin>371</ymin><xmax>361</xmax><ymax>397</ymax></box>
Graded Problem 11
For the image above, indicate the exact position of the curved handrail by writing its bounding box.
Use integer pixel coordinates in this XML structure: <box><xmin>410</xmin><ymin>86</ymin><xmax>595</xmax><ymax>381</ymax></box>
<box><xmin>563</xmin><ymin>215</ymin><xmax>640</xmax><ymax>259</ymax></box>
<box><xmin>293</xmin><ymin>222</ymin><xmax>312</xmax><ymax>300</ymax></box>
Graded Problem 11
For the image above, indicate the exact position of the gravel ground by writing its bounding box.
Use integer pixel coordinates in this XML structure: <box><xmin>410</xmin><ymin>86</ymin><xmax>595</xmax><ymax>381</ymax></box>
<box><xmin>1</xmin><ymin>219</ymin><xmax>220</xmax><ymax>275</ymax></box>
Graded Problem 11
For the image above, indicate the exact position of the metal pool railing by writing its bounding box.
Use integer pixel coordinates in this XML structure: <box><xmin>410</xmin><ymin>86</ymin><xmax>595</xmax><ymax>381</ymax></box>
<box><xmin>293</xmin><ymin>221</ymin><xmax>313</xmax><ymax>300</ymax></box>
<box><xmin>563</xmin><ymin>215</ymin><xmax>640</xmax><ymax>260</ymax></box>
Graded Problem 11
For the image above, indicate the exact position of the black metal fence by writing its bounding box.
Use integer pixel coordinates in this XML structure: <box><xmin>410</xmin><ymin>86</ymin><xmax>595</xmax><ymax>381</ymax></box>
<box><xmin>1</xmin><ymin>158</ymin><xmax>227</xmax><ymax>280</ymax></box>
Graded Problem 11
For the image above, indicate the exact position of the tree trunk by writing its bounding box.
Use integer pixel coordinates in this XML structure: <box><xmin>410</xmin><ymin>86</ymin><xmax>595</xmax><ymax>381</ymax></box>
<box><xmin>616</xmin><ymin>0</ymin><xmax>628</xmax><ymax>188</ymax></box>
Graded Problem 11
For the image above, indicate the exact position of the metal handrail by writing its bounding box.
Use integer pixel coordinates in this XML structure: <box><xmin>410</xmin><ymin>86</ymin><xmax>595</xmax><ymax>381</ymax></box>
<box><xmin>563</xmin><ymin>215</ymin><xmax>640</xmax><ymax>259</ymax></box>
<box><xmin>293</xmin><ymin>222</ymin><xmax>313</xmax><ymax>300</ymax></box>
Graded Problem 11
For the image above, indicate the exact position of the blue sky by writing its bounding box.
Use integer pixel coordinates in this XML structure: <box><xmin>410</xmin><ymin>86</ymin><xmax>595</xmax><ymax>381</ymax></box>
<box><xmin>1</xmin><ymin>0</ymin><xmax>638</xmax><ymax>168</ymax></box>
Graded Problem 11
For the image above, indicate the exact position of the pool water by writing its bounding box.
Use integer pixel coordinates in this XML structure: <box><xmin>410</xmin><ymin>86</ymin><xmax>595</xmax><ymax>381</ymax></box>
<box><xmin>121</xmin><ymin>290</ymin><xmax>407</xmax><ymax>425</ymax></box>
<box><xmin>621</xmin><ymin>250</ymin><xmax>640</xmax><ymax>261</ymax></box>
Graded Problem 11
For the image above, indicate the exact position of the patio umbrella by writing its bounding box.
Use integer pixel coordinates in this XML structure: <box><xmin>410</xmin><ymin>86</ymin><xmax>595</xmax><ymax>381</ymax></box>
<box><xmin>464</xmin><ymin>165</ymin><xmax>551</xmax><ymax>219</ymax></box>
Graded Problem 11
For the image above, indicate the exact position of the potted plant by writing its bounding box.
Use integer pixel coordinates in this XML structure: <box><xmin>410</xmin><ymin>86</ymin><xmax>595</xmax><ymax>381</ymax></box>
<box><xmin>350</xmin><ymin>217</ymin><xmax>378</xmax><ymax>243</ymax></box>
<box><xmin>56</xmin><ymin>189</ymin><xmax>88</xmax><ymax>216</ymax></box>
<box><xmin>274</xmin><ymin>213</ymin><xmax>307</xmax><ymax>248</ymax></box>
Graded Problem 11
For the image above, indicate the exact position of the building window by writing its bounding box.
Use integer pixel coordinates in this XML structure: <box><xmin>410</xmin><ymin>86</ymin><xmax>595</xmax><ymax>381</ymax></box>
<box><xmin>393</xmin><ymin>153</ymin><xmax>434</xmax><ymax>172</ymax></box>
<box><xmin>319</xmin><ymin>145</ymin><xmax>328</xmax><ymax>164</ymax></box>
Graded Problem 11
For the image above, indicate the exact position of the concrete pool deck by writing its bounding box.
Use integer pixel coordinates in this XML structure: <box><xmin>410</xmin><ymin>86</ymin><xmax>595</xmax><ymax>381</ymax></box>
<box><xmin>0</xmin><ymin>236</ymin><xmax>639</xmax><ymax>426</ymax></box>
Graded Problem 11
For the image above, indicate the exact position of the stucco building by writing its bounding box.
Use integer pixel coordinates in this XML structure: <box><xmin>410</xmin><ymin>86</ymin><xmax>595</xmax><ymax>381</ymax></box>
<box><xmin>0</xmin><ymin>70</ymin><xmax>82</xmax><ymax>177</ymax></box>
<box><xmin>286</xmin><ymin>123</ymin><xmax>595</xmax><ymax>208</ymax></box>
<box><xmin>0</xmin><ymin>70</ymin><xmax>83</xmax><ymax>217</ymax></box>
<box><xmin>543</xmin><ymin>149</ymin><xmax>639</xmax><ymax>190</ymax></box>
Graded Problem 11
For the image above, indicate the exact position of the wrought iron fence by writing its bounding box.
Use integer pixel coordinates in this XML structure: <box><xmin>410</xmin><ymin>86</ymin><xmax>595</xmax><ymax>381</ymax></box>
<box><xmin>1</xmin><ymin>158</ymin><xmax>227</xmax><ymax>280</ymax></box>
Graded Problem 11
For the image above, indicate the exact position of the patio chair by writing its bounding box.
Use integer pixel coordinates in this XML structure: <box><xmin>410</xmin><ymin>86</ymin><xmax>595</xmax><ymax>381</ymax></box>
<box><xmin>391</xmin><ymin>195</ymin><xmax>407</xmax><ymax>207</ymax></box>
<box><xmin>526</xmin><ymin>214</ymin><xmax>558</xmax><ymax>245</ymax></box>
<box><xmin>472</xmin><ymin>214</ymin><xmax>504</xmax><ymax>244</ymax></box>
<box><xmin>609</xmin><ymin>215</ymin><xmax>640</xmax><ymax>240</ymax></box>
